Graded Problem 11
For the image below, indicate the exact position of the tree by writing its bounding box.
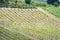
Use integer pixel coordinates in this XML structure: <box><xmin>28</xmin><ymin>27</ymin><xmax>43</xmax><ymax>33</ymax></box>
<box><xmin>15</xmin><ymin>0</ymin><xmax>18</xmax><ymax>4</ymax></box>
<box><xmin>54</xmin><ymin>2</ymin><xmax>58</xmax><ymax>7</ymax></box>
<box><xmin>47</xmin><ymin>0</ymin><xmax>59</xmax><ymax>5</ymax></box>
<box><xmin>0</xmin><ymin>0</ymin><xmax>4</xmax><ymax>4</ymax></box>
<box><xmin>0</xmin><ymin>0</ymin><xmax>9</xmax><ymax>4</ymax></box>
<box><xmin>5</xmin><ymin>0</ymin><xmax>9</xmax><ymax>4</ymax></box>
<box><xmin>25</xmin><ymin>0</ymin><xmax>31</xmax><ymax>4</ymax></box>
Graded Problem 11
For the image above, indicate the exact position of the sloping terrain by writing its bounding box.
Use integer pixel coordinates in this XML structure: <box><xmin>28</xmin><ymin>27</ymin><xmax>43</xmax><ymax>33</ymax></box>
<box><xmin>0</xmin><ymin>8</ymin><xmax>60</xmax><ymax>40</ymax></box>
<box><xmin>0</xmin><ymin>27</ymin><xmax>32</xmax><ymax>40</ymax></box>
<box><xmin>43</xmin><ymin>7</ymin><xmax>60</xmax><ymax>18</ymax></box>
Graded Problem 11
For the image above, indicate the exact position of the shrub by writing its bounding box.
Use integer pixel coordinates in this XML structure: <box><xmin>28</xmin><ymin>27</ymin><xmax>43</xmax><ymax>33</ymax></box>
<box><xmin>31</xmin><ymin>2</ymin><xmax>46</xmax><ymax>7</ymax></box>
<box><xmin>54</xmin><ymin>2</ymin><xmax>58</xmax><ymax>7</ymax></box>
<box><xmin>25</xmin><ymin>0</ymin><xmax>31</xmax><ymax>4</ymax></box>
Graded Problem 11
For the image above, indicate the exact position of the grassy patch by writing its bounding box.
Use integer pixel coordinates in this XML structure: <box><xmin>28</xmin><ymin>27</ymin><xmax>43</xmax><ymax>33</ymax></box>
<box><xmin>43</xmin><ymin>6</ymin><xmax>60</xmax><ymax>18</ymax></box>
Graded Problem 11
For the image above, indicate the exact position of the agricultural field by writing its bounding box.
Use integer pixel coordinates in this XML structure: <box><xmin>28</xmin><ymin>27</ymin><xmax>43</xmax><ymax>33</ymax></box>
<box><xmin>43</xmin><ymin>6</ymin><xmax>60</xmax><ymax>18</ymax></box>
<box><xmin>0</xmin><ymin>8</ymin><xmax>60</xmax><ymax>40</ymax></box>
<box><xmin>0</xmin><ymin>27</ymin><xmax>32</xmax><ymax>40</ymax></box>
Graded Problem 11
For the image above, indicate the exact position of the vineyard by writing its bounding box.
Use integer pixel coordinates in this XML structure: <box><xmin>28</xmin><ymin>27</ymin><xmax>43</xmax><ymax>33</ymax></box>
<box><xmin>0</xmin><ymin>8</ymin><xmax>60</xmax><ymax>40</ymax></box>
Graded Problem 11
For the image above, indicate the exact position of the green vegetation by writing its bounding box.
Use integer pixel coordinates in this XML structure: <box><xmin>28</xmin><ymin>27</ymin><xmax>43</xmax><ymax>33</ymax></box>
<box><xmin>0</xmin><ymin>0</ymin><xmax>4</xmax><ymax>3</ymax></box>
<box><xmin>0</xmin><ymin>0</ymin><xmax>59</xmax><ymax>8</ymax></box>
<box><xmin>54</xmin><ymin>2</ymin><xmax>59</xmax><ymax>7</ymax></box>
<box><xmin>47</xmin><ymin>0</ymin><xmax>59</xmax><ymax>5</ymax></box>
<box><xmin>31</xmin><ymin>2</ymin><xmax>46</xmax><ymax>7</ymax></box>
<box><xmin>0</xmin><ymin>27</ymin><xmax>32</xmax><ymax>40</ymax></box>
<box><xmin>25</xmin><ymin>0</ymin><xmax>31</xmax><ymax>4</ymax></box>
<box><xmin>43</xmin><ymin>6</ymin><xmax>60</xmax><ymax>18</ymax></box>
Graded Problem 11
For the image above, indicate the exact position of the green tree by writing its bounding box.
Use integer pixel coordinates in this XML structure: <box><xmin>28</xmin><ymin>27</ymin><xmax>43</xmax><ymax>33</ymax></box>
<box><xmin>15</xmin><ymin>0</ymin><xmax>18</xmax><ymax>4</ymax></box>
<box><xmin>25</xmin><ymin>0</ymin><xmax>31</xmax><ymax>4</ymax></box>
<box><xmin>47</xmin><ymin>0</ymin><xmax>59</xmax><ymax>5</ymax></box>
<box><xmin>0</xmin><ymin>0</ymin><xmax>4</xmax><ymax>4</ymax></box>
<box><xmin>54</xmin><ymin>2</ymin><xmax>58</xmax><ymax>7</ymax></box>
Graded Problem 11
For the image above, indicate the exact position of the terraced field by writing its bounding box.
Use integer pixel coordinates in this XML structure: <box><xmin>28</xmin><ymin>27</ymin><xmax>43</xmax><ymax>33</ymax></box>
<box><xmin>0</xmin><ymin>8</ymin><xmax>60</xmax><ymax>40</ymax></box>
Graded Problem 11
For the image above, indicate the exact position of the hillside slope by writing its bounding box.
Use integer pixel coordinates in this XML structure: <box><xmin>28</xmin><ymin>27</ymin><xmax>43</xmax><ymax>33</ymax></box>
<box><xmin>0</xmin><ymin>27</ymin><xmax>32</xmax><ymax>40</ymax></box>
<box><xmin>0</xmin><ymin>8</ymin><xmax>60</xmax><ymax>40</ymax></box>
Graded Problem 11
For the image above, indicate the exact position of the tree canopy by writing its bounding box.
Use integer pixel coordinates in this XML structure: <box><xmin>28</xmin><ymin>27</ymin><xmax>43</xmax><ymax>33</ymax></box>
<box><xmin>25</xmin><ymin>0</ymin><xmax>31</xmax><ymax>4</ymax></box>
<box><xmin>0</xmin><ymin>0</ymin><xmax>4</xmax><ymax>3</ymax></box>
<box><xmin>47</xmin><ymin>0</ymin><xmax>59</xmax><ymax>5</ymax></box>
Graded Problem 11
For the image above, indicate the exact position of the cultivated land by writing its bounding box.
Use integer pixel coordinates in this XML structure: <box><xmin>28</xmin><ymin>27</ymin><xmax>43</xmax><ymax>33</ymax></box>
<box><xmin>0</xmin><ymin>27</ymin><xmax>32</xmax><ymax>40</ymax></box>
<box><xmin>0</xmin><ymin>8</ymin><xmax>60</xmax><ymax>40</ymax></box>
